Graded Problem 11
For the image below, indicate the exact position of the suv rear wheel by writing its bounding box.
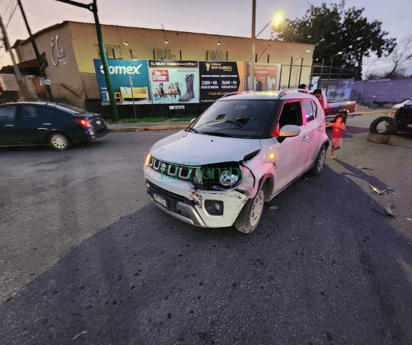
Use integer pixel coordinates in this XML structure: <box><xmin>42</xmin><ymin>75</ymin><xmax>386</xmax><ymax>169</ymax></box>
<box><xmin>309</xmin><ymin>145</ymin><xmax>326</xmax><ymax>175</ymax></box>
<box><xmin>235</xmin><ymin>188</ymin><xmax>265</xmax><ymax>234</ymax></box>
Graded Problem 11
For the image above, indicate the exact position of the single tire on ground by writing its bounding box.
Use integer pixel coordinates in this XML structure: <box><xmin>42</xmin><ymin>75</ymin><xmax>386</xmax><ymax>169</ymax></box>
<box><xmin>49</xmin><ymin>132</ymin><xmax>71</xmax><ymax>151</ymax></box>
<box><xmin>369</xmin><ymin>116</ymin><xmax>397</xmax><ymax>135</ymax></box>
<box><xmin>367</xmin><ymin>132</ymin><xmax>391</xmax><ymax>144</ymax></box>
<box><xmin>235</xmin><ymin>188</ymin><xmax>265</xmax><ymax>234</ymax></box>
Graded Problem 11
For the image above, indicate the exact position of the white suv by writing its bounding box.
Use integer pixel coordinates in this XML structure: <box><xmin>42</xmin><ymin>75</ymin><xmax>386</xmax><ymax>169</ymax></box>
<box><xmin>143</xmin><ymin>90</ymin><xmax>329</xmax><ymax>233</ymax></box>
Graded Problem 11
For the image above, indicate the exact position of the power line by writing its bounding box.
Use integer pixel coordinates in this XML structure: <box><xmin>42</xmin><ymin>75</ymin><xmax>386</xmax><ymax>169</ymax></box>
<box><xmin>5</xmin><ymin>2</ymin><xmax>17</xmax><ymax>28</ymax></box>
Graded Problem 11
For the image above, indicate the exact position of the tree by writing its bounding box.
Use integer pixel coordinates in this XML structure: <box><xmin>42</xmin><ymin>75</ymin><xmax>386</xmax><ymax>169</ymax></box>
<box><xmin>387</xmin><ymin>35</ymin><xmax>412</xmax><ymax>78</ymax></box>
<box><xmin>272</xmin><ymin>1</ymin><xmax>396</xmax><ymax>80</ymax></box>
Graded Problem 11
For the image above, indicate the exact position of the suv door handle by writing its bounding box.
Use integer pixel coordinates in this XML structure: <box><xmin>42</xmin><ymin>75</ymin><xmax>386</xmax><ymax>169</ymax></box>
<box><xmin>42</xmin><ymin>123</ymin><xmax>51</xmax><ymax>125</ymax></box>
<box><xmin>5</xmin><ymin>124</ymin><xmax>14</xmax><ymax>127</ymax></box>
<box><xmin>302</xmin><ymin>136</ymin><xmax>308</xmax><ymax>142</ymax></box>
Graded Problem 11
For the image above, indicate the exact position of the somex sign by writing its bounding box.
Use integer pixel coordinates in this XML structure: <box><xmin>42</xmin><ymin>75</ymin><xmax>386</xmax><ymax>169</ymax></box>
<box><xmin>93</xmin><ymin>59</ymin><xmax>151</xmax><ymax>104</ymax></box>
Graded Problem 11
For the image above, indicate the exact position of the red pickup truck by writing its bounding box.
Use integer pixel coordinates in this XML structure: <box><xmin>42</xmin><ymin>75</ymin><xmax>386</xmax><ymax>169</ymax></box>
<box><xmin>310</xmin><ymin>89</ymin><xmax>357</xmax><ymax>122</ymax></box>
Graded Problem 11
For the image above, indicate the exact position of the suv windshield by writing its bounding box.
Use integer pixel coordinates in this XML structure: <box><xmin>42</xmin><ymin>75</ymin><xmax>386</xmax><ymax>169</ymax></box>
<box><xmin>190</xmin><ymin>100</ymin><xmax>279</xmax><ymax>139</ymax></box>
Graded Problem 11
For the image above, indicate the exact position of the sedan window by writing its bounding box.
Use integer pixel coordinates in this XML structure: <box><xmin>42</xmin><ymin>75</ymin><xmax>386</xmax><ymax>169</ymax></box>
<box><xmin>0</xmin><ymin>106</ymin><xmax>17</xmax><ymax>120</ymax></box>
<box><xmin>21</xmin><ymin>106</ymin><xmax>38</xmax><ymax>119</ymax></box>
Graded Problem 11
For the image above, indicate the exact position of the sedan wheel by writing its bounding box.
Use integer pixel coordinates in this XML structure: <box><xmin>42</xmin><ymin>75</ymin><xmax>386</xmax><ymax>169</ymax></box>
<box><xmin>50</xmin><ymin>133</ymin><xmax>71</xmax><ymax>151</ymax></box>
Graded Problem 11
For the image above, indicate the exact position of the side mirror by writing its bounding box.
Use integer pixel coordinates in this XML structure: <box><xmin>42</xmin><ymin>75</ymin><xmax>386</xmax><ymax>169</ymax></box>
<box><xmin>279</xmin><ymin>125</ymin><xmax>301</xmax><ymax>137</ymax></box>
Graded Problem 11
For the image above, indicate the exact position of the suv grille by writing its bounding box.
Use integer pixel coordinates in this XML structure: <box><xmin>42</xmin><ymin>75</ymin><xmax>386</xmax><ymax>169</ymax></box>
<box><xmin>149</xmin><ymin>157</ymin><xmax>198</xmax><ymax>182</ymax></box>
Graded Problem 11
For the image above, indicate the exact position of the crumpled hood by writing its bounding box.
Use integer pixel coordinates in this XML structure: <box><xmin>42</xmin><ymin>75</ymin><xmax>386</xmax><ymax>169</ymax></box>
<box><xmin>150</xmin><ymin>131</ymin><xmax>261</xmax><ymax>165</ymax></box>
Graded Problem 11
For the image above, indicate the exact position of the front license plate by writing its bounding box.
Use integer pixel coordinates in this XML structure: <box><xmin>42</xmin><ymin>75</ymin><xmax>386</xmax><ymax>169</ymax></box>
<box><xmin>153</xmin><ymin>193</ymin><xmax>167</xmax><ymax>208</ymax></box>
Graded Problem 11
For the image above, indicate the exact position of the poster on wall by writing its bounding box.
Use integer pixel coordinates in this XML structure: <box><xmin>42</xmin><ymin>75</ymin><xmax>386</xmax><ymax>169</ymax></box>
<box><xmin>148</xmin><ymin>60</ymin><xmax>199</xmax><ymax>104</ymax></box>
<box><xmin>93</xmin><ymin>59</ymin><xmax>151</xmax><ymax>105</ymax></box>
<box><xmin>199</xmin><ymin>62</ymin><xmax>240</xmax><ymax>102</ymax></box>
<box><xmin>246</xmin><ymin>63</ymin><xmax>281</xmax><ymax>91</ymax></box>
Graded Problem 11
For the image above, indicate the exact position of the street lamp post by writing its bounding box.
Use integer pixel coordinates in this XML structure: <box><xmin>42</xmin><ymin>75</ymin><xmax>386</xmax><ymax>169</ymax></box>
<box><xmin>250</xmin><ymin>3</ymin><xmax>283</xmax><ymax>90</ymax></box>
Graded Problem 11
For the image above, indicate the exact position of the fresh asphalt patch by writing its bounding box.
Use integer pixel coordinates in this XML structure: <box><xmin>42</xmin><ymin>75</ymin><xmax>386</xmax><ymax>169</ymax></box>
<box><xmin>1</xmin><ymin>165</ymin><xmax>412</xmax><ymax>344</ymax></box>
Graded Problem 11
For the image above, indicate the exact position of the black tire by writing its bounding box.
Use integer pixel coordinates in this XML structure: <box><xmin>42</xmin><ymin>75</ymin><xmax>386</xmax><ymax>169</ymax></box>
<box><xmin>235</xmin><ymin>189</ymin><xmax>265</xmax><ymax>234</ymax></box>
<box><xmin>369</xmin><ymin>116</ymin><xmax>397</xmax><ymax>135</ymax></box>
<box><xmin>309</xmin><ymin>145</ymin><xmax>326</xmax><ymax>175</ymax></box>
<box><xmin>49</xmin><ymin>132</ymin><xmax>71</xmax><ymax>151</ymax></box>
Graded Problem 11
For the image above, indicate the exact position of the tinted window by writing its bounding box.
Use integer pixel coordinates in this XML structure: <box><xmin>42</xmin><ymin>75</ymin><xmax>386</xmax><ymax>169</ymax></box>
<box><xmin>54</xmin><ymin>103</ymin><xmax>85</xmax><ymax>114</ymax></box>
<box><xmin>21</xmin><ymin>105</ymin><xmax>38</xmax><ymax>119</ymax></box>
<box><xmin>303</xmin><ymin>100</ymin><xmax>317</xmax><ymax>123</ymax></box>
<box><xmin>278</xmin><ymin>101</ymin><xmax>303</xmax><ymax>128</ymax></box>
<box><xmin>0</xmin><ymin>106</ymin><xmax>17</xmax><ymax>120</ymax></box>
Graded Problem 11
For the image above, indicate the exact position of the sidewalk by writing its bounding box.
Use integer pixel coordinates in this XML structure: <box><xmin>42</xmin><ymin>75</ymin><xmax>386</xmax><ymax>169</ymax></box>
<box><xmin>106</xmin><ymin>107</ymin><xmax>389</xmax><ymax>133</ymax></box>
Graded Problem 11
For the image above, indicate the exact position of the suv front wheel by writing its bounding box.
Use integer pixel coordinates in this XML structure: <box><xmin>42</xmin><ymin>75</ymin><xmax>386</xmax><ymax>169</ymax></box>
<box><xmin>235</xmin><ymin>188</ymin><xmax>265</xmax><ymax>234</ymax></box>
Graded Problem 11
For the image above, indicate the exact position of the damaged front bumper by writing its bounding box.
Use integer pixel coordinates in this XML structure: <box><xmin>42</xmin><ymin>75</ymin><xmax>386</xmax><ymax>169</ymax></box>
<box><xmin>144</xmin><ymin>167</ymin><xmax>252</xmax><ymax>228</ymax></box>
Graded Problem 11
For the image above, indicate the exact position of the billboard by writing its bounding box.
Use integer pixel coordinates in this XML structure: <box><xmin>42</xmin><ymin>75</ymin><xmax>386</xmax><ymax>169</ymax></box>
<box><xmin>93</xmin><ymin>59</ymin><xmax>151</xmax><ymax>105</ymax></box>
<box><xmin>246</xmin><ymin>63</ymin><xmax>281</xmax><ymax>91</ymax></box>
<box><xmin>199</xmin><ymin>62</ymin><xmax>242</xmax><ymax>102</ymax></box>
<box><xmin>148</xmin><ymin>60</ymin><xmax>199</xmax><ymax>104</ymax></box>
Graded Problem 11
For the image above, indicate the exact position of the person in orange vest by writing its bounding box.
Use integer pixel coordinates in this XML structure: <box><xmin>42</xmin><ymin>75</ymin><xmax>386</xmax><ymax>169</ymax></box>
<box><xmin>326</xmin><ymin>111</ymin><xmax>347</xmax><ymax>159</ymax></box>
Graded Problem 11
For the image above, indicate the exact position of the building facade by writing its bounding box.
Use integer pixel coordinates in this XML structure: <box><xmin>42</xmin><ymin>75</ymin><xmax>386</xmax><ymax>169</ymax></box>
<box><xmin>4</xmin><ymin>21</ymin><xmax>314</xmax><ymax>114</ymax></box>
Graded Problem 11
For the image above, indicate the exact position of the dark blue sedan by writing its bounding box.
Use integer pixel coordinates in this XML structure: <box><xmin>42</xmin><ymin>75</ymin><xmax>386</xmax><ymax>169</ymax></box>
<box><xmin>0</xmin><ymin>102</ymin><xmax>108</xmax><ymax>150</ymax></box>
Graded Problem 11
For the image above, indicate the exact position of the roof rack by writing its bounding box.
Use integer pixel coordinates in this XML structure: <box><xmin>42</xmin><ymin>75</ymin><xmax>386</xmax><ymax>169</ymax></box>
<box><xmin>277</xmin><ymin>88</ymin><xmax>312</xmax><ymax>98</ymax></box>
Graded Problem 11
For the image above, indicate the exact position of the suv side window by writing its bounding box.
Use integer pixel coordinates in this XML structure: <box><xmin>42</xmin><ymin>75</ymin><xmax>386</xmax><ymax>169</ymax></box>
<box><xmin>303</xmin><ymin>100</ymin><xmax>317</xmax><ymax>123</ymax></box>
<box><xmin>278</xmin><ymin>101</ymin><xmax>303</xmax><ymax>128</ymax></box>
<box><xmin>0</xmin><ymin>106</ymin><xmax>17</xmax><ymax>120</ymax></box>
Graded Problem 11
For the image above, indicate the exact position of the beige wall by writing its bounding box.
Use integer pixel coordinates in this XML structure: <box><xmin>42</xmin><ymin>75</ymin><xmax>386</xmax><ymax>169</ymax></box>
<box><xmin>69</xmin><ymin>22</ymin><xmax>314</xmax><ymax>96</ymax></box>
<box><xmin>15</xmin><ymin>22</ymin><xmax>314</xmax><ymax>103</ymax></box>
<box><xmin>15</xmin><ymin>24</ymin><xmax>84</xmax><ymax>106</ymax></box>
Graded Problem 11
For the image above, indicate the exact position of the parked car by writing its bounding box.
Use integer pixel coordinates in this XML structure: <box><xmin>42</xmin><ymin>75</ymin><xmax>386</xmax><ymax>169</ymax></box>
<box><xmin>0</xmin><ymin>102</ymin><xmax>108</xmax><ymax>150</ymax></box>
<box><xmin>143</xmin><ymin>89</ymin><xmax>330</xmax><ymax>233</ymax></box>
<box><xmin>310</xmin><ymin>88</ymin><xmax>357</xmax><ymax>122</ymax></box>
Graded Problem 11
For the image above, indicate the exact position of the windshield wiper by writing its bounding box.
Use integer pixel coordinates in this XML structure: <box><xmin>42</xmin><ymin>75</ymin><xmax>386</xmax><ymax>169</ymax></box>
<box><xmin>187</xmin><ymin>127</ymin><xmax>199</xmax><ymax>133</ymax></box>
<box><xmin>201</xmin><ymin>132</ymin><xmax>235</xmax><ymax>137</ymax></box>
<box><xmin>223</xmin><ymin>120</ymin><xmax>244</xmax><ymax>128</ymax></box>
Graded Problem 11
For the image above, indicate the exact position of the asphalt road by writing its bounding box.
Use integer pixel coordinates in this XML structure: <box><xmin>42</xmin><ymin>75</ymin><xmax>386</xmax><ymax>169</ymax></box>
<box><xmin>1</xmin><ymin>115</ymin><xmax>412</xmax><ymax>344</ymax></box>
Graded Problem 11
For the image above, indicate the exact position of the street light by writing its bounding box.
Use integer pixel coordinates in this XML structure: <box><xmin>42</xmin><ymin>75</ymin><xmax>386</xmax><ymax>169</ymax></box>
<box><xmin>325</xmin><ymin>51</ymin><xmax>343</xmax><ymax>96</ymax></box>
<box><xmin>250</xmin><ymin>1</ymin><xmax>284</xmax><ymax>91</ymax></box>
<box><xmin>257</xmin><ymin>45</ymin><xmax>271</xmax><ymax>62</ymax></box>
<box><xmin>288</xmin><ymin>50</ymin><xmax>311</xmax><ymax>88</ymax></box>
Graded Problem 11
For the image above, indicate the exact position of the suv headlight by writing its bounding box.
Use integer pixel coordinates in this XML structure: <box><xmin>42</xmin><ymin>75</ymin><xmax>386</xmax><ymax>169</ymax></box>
<box><xmin>219</xmin><ymin>169</ymin><xmax>240</xmax><ymax>187</ymax></box>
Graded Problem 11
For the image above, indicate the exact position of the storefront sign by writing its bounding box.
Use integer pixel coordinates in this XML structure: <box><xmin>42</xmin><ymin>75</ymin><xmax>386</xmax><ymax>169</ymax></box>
<box><xmin>148</xmin><ymin>61</ymin><xmax>199</xmax><ymax>104</ymax></box>
<box><xmin>93</xmin><ymin>59</ymin><xmax>151</xmax><ymax>105</ymax></box>
<box><xmin>246</xmin><ymin>63</ymin><xmax>281</xmax><ymax>91</ymax></box>
<box><xmin>199</xmin><ymin>62</ymin><xmax>241</xmax><ymax>102</ymax></box>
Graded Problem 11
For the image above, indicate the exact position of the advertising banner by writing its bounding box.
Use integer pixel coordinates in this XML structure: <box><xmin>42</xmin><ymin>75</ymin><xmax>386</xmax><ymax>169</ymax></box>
<box><xmin>149</xmin><ymin>60</ymin><xmax>199</xmax><ymax>104</ymax></box>
<box><xmin>93</xmin><ymin>59</ymin><xmax>151</xmax><ymax>105</ymax></box>
<box><xmin>199</xmin><ymin>62</ymin><xmax>241</xmax><ymax>102</ymax></box>
<box><xmin>246</xmin><ymin>63</ymin><xmax>281</xmax><ymax>91</ymax></box>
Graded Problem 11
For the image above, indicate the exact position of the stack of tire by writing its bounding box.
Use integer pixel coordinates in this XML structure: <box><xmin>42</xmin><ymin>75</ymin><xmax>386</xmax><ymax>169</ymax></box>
<box><xmin>367</xmin><ymin>116</ymin><xmax>397</xmax><ymax>144</ymax></box>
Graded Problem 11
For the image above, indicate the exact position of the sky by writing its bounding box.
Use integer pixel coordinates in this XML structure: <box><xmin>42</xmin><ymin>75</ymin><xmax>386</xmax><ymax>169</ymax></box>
<box><xmin>1</xmin><ymin>0</ymin><xmax>411</xmax><ymax>78</ymax></box>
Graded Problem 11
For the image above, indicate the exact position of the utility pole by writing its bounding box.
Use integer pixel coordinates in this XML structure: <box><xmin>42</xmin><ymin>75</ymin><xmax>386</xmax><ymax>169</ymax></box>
<box><xmin>250</xmin><ymin>0</ymin><xmax>256</xmax><ymax>91</ymax></box>
<box><xmin>55</xmin><ymin>0</ymin><xmax>119</xmax><ymax>122</ymax></box>
<box><xmin>16</xmin><ymin>0</ymin><xmax>53</xmax><ymax>101</ymax></box>
<box><xmin>0</xmin><ymin>14</ymin><xmax>30</xmax><ymax>100</ymax></box>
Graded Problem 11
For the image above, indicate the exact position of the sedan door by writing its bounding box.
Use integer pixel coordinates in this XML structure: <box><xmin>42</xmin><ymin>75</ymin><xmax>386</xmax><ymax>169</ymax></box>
<box><xmin>12</xmin><ymin>104</ymin><xmax>51</xmax><ymax>144</ymax></box>
<box><xmin>0</xmin><ymin>105</ymin><xmax>18</xmax><ymax>144</ymax></box>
